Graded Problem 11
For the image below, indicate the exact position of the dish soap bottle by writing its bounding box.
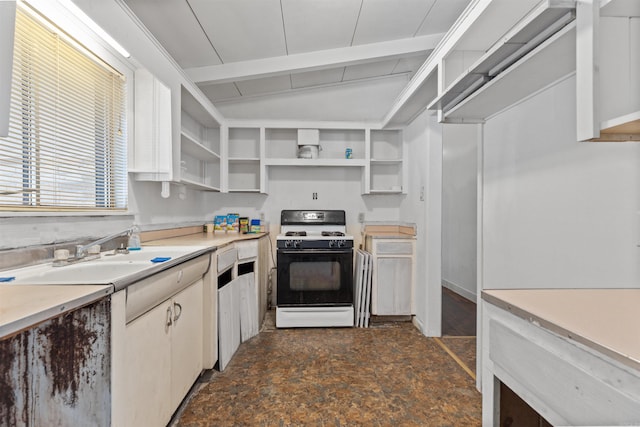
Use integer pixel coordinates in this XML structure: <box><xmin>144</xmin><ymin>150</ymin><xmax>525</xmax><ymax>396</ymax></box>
<box><xmin>128</xmin><ymin>225</ymin><xmax>141</xmax><ymax>250</ymax></box>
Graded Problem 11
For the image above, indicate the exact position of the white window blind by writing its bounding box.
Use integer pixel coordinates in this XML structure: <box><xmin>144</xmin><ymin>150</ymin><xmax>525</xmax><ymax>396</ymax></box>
<box><xmin>0</xmin><ymin>6</ymin><xmax>127</xmax><ymax>211</ymax></box>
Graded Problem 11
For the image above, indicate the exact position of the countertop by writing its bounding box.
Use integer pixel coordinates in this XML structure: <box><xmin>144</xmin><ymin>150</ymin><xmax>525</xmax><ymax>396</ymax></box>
<box><xmin>0</xmin><ymin>232</ymin><xmax>267</xmax><ymax>339</ymax></box>
<box><xmin>362</xmin><ymin>223</ymin><xmax>416</xmax><ymax>240</ymax></box>
<box><xmin>143</xmin><ymin>231</ymin><xmax>266</xmax><ymax>247</ymax></box>
<box><xmin>364</xmin><ymin>231</ymin><xmax>416</xmax><ymax>239</ymax></box>
<box><xmin>483</xmin><ymin>288</ymin><xmax>640</xmax><ymax>371</ymax></box>
<box><xmin>0</xmin><ymin>285</ymin><xmax>112</xmax><ymax>338</ymax></box>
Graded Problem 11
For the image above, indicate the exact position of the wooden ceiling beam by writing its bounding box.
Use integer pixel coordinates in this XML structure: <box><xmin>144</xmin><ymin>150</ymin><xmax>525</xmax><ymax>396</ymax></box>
<box><xmin>185</xmin><ymin>33</ymin><xmax>444</xmax><ymax>85</ymax></box>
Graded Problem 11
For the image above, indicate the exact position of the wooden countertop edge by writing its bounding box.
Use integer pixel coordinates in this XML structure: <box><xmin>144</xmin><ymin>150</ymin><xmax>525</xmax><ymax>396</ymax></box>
<box><xmin>143</xmin><ymin>231</ymin><xmax>268</xmax><ymax>248</ymax></box>
<box><xmin>482</xmin><ymin>290</ymin><xmax>640</xmax><ymax>372</ymax></box>
<box><xmin>362</xmin><ymin>231</ymin><xmax>416</xmax><ymax>239</ymax></box>
<box><xmin>0</xmin><ymin>285</ymin><xmax>112</xmax><ymax>340</ymax></box>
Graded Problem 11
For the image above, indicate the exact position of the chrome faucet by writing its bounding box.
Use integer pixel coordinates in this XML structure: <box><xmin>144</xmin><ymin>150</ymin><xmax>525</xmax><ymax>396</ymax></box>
<box><xmin>75</xmin><ymin>227</ymin><xmax>135</xmax><ymax>259</ymax></box>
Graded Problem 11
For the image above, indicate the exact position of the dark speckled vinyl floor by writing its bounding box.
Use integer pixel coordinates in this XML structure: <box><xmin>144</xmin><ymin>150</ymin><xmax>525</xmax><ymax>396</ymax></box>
<box><xmin>175</xmin><ymin>316</ymin><xmax>480</xmax><ymax>427</ymax></box>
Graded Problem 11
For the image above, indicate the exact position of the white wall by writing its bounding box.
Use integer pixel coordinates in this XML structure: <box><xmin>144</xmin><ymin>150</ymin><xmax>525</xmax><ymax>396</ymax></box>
<box><xmin>0</xmin><ymin>178</ymin><xmax>217</xmax><ymax>250</ymax></box>
<box><xmin>207</xmin><ymin>167</ymin><xmax>404</xmax><ymax>250</ymax></box>
<box><xmin>214</xmin><ymin>75</ymin><xmax>410</xmax><ymax>123</ymax></box>
<box><xmin>441</xmin><ymin>124</ymin><xmax>478</xmax><ymax>301</ymax></box>
<box><xmin>401</xmin><ymin>109</ymin><xmax>442</xmax><ymax>336</ymax></box>
<box><xmin>482</xmin><ymin>75</ymin><xmax>640</xmax><ymax>289</ymax></box>
<box><xmin>128</xmin><ymin>180</ymin><xmax>214</xmax><ymax>227</ymax></box>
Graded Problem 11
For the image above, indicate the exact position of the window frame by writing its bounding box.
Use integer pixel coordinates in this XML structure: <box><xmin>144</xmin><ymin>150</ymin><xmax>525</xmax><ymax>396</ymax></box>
<box><xmin>0</xmin><ymin>0</ymin><xmax>134</xmax><ymax>215</ymax></box>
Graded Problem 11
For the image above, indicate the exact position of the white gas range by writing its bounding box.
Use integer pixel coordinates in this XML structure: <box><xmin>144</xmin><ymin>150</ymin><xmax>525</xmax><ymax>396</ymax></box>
<box><xmin>275</xmin><ymin>210</ymin><xmax>354</xmax><ymax>328</ymax></box>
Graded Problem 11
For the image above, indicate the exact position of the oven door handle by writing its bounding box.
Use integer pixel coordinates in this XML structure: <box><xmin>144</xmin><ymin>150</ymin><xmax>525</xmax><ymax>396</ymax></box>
<box><xmin>279</xmin><ymin>249</ymin><xmax>352</xmax><ymax>255</ymax></box>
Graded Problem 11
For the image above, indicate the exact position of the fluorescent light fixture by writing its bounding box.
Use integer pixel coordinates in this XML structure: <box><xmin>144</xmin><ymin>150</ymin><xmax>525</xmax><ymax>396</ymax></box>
<box><xmin>59</xmin><ymin>0</ymin><xmax>130</xmax><ymax>58</ymax></box>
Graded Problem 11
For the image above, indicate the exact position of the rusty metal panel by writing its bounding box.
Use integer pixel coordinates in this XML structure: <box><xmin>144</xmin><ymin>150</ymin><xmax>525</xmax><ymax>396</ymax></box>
<box><xmin>0</xmin><ymin>298</ymin><xmax>110</xmax><ymax>426</ymax></box>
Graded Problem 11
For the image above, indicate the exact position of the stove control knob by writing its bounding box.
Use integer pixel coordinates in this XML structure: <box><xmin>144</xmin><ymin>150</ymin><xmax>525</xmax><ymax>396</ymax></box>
<box><xmin>329</xmin><ymin>240</ymin><xmax>336</xmax><ymax>248</ymax></box>
<box><xmin>294</xmin><ymin>240</ymin><xmax>301</xmax><ymax>249</ymax></box>
<box><xmin>285</xmin><ymin>240</ymin><xmax>293</xmax><ymax>248</ymax></box>
<box><xmin>337</xmin><ymin>240</ymin><xmax>345</xmax><ymax>248</ymax></box>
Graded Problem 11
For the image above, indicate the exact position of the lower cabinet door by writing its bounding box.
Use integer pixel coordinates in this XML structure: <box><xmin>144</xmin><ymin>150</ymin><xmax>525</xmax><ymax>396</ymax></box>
<box><xmin>376</xmin><ymin>257</ymin><xmax>412</xmax><ymax>315</ymax></box>
<box><xmin>124</xmin><ymin>300</ymin><xmax>172</xmax><ymax>427</ymax></box>
<box><xmin>218</xmin><ymin>278</ymin><xmax>241</xmax><ymax>371</ymax></box>
<box><xmin>171</xmin><ymin>279</ymin><xmax>204</xmax><ymax>408</ymax></box>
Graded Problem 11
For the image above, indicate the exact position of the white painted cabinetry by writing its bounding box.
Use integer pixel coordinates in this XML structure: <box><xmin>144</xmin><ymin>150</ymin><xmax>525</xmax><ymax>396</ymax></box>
<box><xmin>132</xmin><ymin>69</ymin><xmax>173</xmax><ymax>182</ymax></box>
<box><xmin>225</xmin><ymin>127</ymin><xmax>261</xmax><ymax>192</ymax></box>
<box><xmin>482</xmin><ymin>295</ymin><xmax>640</xmax><ymax>426</ymax></box>
<box><xmin>217</xmin><ymin>239</ymin><xmax>261</xmax><ymax>370</ymax></box>
<box><xmin>131</xmin><ymin>71</ymin><xmax>223</xmax><ymax>194</ymax></box>
<box><xmin>170</xmin><ymin>280</ymin><xmax>204</xmax><ymax>408</ymax></box>
<box><xmin>384</xmin><ymin>0</ymin><xmax>578</xmax><ymax>127</ymax></box>
<box><xmin>366</xmin><ymin>237</ymin><xmax>416</xmax><ymax>316</ymax></box>
<box><xmin>123</xmin><ymin>298</ymin><xmax>172</xmax><ymax>426</ymax></box>
<box><xmin>368</xmin><ymin>130</ymin><xmax>406</xmax><ymax>194</ymax></box>
<box><xmin>122</xmin><ymin>280</ymin><xmax>203</xmax><ymax>427</ymax></box>
<box><xmin>216</xmin><ymin>245</ymin><xmax>239</xmax><ymax>371</ymax></box>
<box><xmin>224</xmin><ymin>124</ymin><xmax>405</xmax><ymax>194</ymax></box>
<box><xmin>180</xmin><ymin>86</ymin><xmax>221</xmax><ymax>191</ymax></box>
<box><xmin>576</xmin><ymin>0</ymin><xmax>640</xmax><ymax>141</ymax></box>
<box><xmin>0</xmin><ymin>1</ymin><xmax>16</xmax><ymax>137</ymax></box>
<box><xmin>114</xmin><ymin>255</ymin><xmax>209</xmax><ymax>427</ymax></box>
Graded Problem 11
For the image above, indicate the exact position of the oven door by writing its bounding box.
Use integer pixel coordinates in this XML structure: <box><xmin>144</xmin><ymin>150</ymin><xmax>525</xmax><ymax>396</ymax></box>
<box><xmin>277</xmin><ymin>248</ymin><xmax>353</xmax><ymax>306</ymax></box>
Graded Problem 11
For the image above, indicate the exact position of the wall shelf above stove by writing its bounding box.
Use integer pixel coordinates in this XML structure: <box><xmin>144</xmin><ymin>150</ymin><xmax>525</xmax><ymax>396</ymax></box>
<box><xmin>264</xmin><ymin>158</ymin><xmax>366</xmax><ymax>167</ymax></box>
<box><xmin>220</xmin><ymin>125</ymin><xmax>405</xmax><ymax>195</ymax></box>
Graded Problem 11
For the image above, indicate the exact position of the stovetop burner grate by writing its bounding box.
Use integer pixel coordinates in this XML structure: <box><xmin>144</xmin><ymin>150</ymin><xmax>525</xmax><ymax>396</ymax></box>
<box><xmin>285</xmin><ymin>231</ymin><xmax>307</xmax><ymax>236</ymax></box>
<box><xmin>321</xmin><ymin>231</ymin><xmax>345</xmax><ymax>237</ymax></box>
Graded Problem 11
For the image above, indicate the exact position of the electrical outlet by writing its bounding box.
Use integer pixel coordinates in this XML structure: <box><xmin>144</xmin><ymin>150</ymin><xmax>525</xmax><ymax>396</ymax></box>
<box><xmin>312</xmin><ymin>192</ymin><xmax>318</xmax><ymax>200</ymax></box>
<box><xmin>358</xmin><ymin>212</ymin><xmax>365</xmax><ymax>223</ymax></box>
<box><xmin>419</xmin><ymin>186</ymin><xmax>425</xmax><ymax>201</ymax></box>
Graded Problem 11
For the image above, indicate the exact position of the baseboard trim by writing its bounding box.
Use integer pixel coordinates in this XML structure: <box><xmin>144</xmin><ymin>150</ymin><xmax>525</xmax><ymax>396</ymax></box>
<box><xmin>442</xmin><ymin>279</ymin><xmax>476</xmax><ymax>303</ymax></box>
<box><xmin>412</xmin><ymin>315</ymin><xmax>424</xmax><ymax>334</ymax></box>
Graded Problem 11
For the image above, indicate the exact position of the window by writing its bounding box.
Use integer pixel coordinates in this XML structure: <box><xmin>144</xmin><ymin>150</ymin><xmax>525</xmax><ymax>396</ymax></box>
<box><xmin>0</xmin><ymin>6</ymin><xmax>127</xmax><ymax>211</ymax></box>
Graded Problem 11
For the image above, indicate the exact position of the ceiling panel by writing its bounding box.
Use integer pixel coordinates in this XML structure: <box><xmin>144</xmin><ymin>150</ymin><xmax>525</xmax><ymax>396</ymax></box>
<box><xmin>215</xmin><ymin>75</ymin><xmax>409</xmax><ymax>122</ymax></box>
<box><xmin>291</xmin><ymin>68</ymin><xmax>345</xmax><ymax>88</ymax></box>
<box><xmin>416</xmin><ymin>0</ymin><xmax>473</xmax><ymax>36</ymax></box>
<box><xmin>187</xmin><ymin>0</ymin><xmax>287</xmax><ymax>63</ymax></box>
<box><xmin>343</xmin><ymin>59</ymin><xmax>398</xmax><ymax>81</ymax></box>
<box><xmin>392</xmin><ymin>53</ymin><xmax>430</xmax><ymax>75</ymax></box>
<box><xmin>120</xmin><ymin>0</ymin><xmax>473</xmax><ymax>123</ymax></box>
<box><xmin>198</xmin><ymin>82</ymin><xmax>241</xmax><ymax>102</ymax></box>
<box><xmin>235</xmin><ymin>75</ymin><xmax>292</xmax><ymax>96</ymax></box>
<box><xmin>352</xmin><ymin>0</ymin><xmax>436</xmax><ymax>45</ymax></box>
<box><xmin>281</xmin><ymin>0</ymin><xmax>361</xmax><ymax>54</ymax></box>
<box><xmin>123</xmin><ymin>0</ymin><xmax>221</xmax><ymax>68</ymax></box>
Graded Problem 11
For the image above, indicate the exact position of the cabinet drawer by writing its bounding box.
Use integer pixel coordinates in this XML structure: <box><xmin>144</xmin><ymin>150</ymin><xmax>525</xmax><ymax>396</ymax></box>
<box><xmin>217</xmin><ymin>247</ymin><xmax>237</xmax><ymax>273</ymax></box>
<box><xmin>126</xmin><ymin>255</ymin><xmax>209</xmax><ymax>323</ymax></box>
<box><xmin>375</xmin><ymin>241</ymin><xmax>414</xmax><ymax>255</ymax></box>
<box><xmin>236</xmin><ymin>240</ymin><xmax>258</xmax><ymax>260</ymax></box>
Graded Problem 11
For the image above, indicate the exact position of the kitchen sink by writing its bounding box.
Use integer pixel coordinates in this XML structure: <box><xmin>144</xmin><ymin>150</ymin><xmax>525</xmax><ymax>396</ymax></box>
<box><xmin>2</xmin><ymin>245</ymin><xmax>210</xmax><ymax>286</ymax></box>
<box><xmin>7</xmin><ymin>261</ymin><xmax>153</xmax><ymax>285</ymax></box>
<box><xmin>100</xmin><ymin>245</ymin><xmax>208</xmax><ymax>263</ymax></box>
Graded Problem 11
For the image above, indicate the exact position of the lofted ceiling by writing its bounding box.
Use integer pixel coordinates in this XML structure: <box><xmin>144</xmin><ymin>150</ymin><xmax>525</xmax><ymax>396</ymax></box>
<box><xmin>123</xmin><ymin>0</ymin><xmax>472</xmax><ymax>123</ymax></box>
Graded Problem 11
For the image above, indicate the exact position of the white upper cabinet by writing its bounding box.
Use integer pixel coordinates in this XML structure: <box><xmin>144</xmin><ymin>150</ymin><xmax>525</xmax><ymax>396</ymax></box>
<box><xmin>180</xmin><ymin>86</ymin><xmax>221</xmax><ymax>191</ymax></box>
<box><xmin>0</xmin><ymin>1</ymin><xmax>16</xmax><ymax>138</ymax></box>
<box><xmin>577</xmin><ymin>0</ymin><xmax>640</xmax><ymax>141</ymax></box>
<box><xmin>384</xmin><ymin>0</ymin><xmax>578</xmax><ymax>126</ymax></box>
<box><xmin>225</xmin><ymin>127</ymin><xmax>261</xmax><ymax>193</ymax></box>
<box><xmin>369</xmin><ymin>129</ymin><xmax>406</xmax><ymax>194</ymax></box>
<box><xmin>131</xmin><ymin>71</ymin><xmax>223</xmax><ymax>192</ymax></box>
<box><xmin>221</xmin><ymin>123</ymin><xmax>405</xmax><ymax>195</ymax></box>
<box><xmin>132</xmin><ymin>69</ymin><xmax>173</xmax><ymax>182</ymax></box>
<box><xmin>436</xmin><ymin>0</ymin><xmax>576</xmax><ymax>122</ymax></box>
